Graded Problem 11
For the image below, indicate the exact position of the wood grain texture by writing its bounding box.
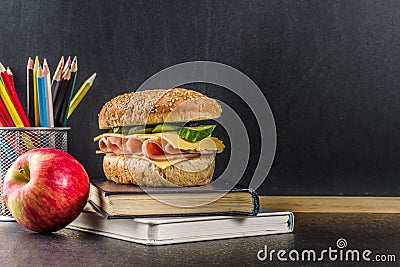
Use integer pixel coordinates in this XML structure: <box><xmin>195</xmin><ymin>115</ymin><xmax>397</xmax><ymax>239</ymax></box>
<box><xmin>260</xmin><ymin>196</ymin><xmax>400</xmax><ymax>213</ymax></box>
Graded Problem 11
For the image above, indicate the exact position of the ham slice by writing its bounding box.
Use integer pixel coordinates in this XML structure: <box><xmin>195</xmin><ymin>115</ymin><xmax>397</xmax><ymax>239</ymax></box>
<box><xmin>142</xmin><ymin>138</ymin><xmax>201</xmax><ymax>161</ymax></box>
<box><xmin>99</xmin><ymin>136</ymin><xmax>123</xmax><ymax>154</ymax></box>
<box><xmin>98</xmin><ymin>134</ymin><xmax>219</xmax><ymax>160</ymax></box>
<box><xmin>123</xmin><ymin>137</ymin><xmax>143</xmax><ymax>155</ymax></box>
<box><xmin>142</xmin><ymin>138</ymin><xmax>167</xmax><ymax>160</ymax></box>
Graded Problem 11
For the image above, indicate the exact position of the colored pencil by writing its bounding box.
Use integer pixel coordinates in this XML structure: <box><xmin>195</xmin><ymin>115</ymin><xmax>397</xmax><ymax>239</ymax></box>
<box><xmin>0</xmin><ymin>98</ymin><xmax>14</xmax><ymax>126</ymax></box>
<box><xmin>62</xmin><ymin>56</ymin><xmax>71</xmax><ymax>77</ymax></box>
<box><xmin>61</xmin><ymin>57</ymin><xmax>77</xmax><ymax>125</ymax></box>
<box><xmin>0</xmin><ymin>79</ymin><xmax>24</xmax><ymax>127</ymax></box>
<box><xmin>43</xmin><ymin>59</ymin><xmax>54</xmax><ymax>127</ymax></box>
<box><xmin>54</xmin><ymin>68</ymin><xmax>71</xmax><ymax>126</ymax></box>
<box><xmin>27</xmin><ymin>57</ymin><xmax>35</xmax><ymax>126</ymax></box>
<box><xmin>37</xmin><ymin>66</ymin><xmax>48</xmax><ymax>127</ymax></box>
<box><xmin>0</xmin><ymin>114</ymin><xmax>6</xmax><ymax>127</ymax></box>
<box><xmin>33</xmin><ymin>56</ymin><xmax>40</xmax><ymax>126</ymax></box>
<box><xmin>59</xmin><ymin>59</ymin><xmax>77</xmax><ymax>126</ymax></box>
<box><xmin>52</xmin><ymin>56</ymin><xmax>64</xmax><ymax>83</ymax></box>
<box><xmin>0</xmin><ymin>62</ymin><xmax>30</xmax><ymax>126</ymax></box>
<box><xmin>68</xmin><ymin>72</ymin><xmax>96</xmax><ymax>118</ymax></box>
<box><xmin>6</xmin><ymin>67</ymin><xmax>14</xmax><ymax>88</ymax></box>
<box><xmin>69</xmin><ymin>57</ymin><xmax>78</xmax><ymax>96</ymax></box>
<box><xmin>51</xmin><ymin>66</ymin><xmax>62</xmax><ymax>104</ymax></box>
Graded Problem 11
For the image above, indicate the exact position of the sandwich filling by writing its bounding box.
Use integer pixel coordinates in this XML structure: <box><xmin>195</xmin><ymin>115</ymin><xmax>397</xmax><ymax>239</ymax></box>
<box><xmin>94</xmin><ymin>131</ymin><xmax>224</xmax><ymax>161</ymax></box>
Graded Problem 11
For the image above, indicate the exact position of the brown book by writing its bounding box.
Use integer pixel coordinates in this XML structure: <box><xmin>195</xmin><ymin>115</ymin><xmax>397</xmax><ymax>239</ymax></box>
<box><xmin>89</xmin><ymin>180</ymin><xmax>259</xmax><ymax>218</ymax></box>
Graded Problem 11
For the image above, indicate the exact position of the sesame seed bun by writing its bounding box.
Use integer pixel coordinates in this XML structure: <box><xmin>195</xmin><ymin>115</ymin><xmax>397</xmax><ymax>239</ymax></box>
<box><xmin>98</xmin><ymin>88</ymin><xmax>222</xmax><ymax>129</ymax></box>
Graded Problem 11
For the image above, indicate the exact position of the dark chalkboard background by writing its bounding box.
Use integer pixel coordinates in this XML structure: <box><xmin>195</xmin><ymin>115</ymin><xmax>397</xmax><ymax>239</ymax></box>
<box><xmin>1</xmin><ymin>0</ymin><xmax>399</xmax><ymax>196</ymax></box>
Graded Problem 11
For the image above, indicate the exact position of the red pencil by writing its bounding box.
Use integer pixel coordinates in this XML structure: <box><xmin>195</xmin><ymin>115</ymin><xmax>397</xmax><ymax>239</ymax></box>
<box><xmin>0</xmin><ymin>115</ymin><xmax>7</xmax><ymax>127</ymax></box>
<box><xmin>6</xmin><ymin>67</ymin><xmax>14</xmax><ymax>87</ymax></box>
<box><xmin>0</xmin><ymin>62</ymin><xmax>30</xmax><ymax>127</ymax></box>
<box><xmin>0</xmin><ymin>98</ymin><xmax>14</xmax><ymax>126</ymax></box>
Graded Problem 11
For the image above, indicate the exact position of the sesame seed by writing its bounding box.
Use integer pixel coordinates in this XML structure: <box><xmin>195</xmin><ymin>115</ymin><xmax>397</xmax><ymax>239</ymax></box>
<box><xmin>169</xmin><ymin>108</ymin><xmax>173</xmax><ymax>111</ymax></box>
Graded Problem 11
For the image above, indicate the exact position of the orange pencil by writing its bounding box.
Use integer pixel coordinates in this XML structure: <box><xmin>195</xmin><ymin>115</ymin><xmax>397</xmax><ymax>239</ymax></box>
<box><xmin>0</xmin><ymin>62</ymin><xmax>30</xmax><ymax>126</ymax></box>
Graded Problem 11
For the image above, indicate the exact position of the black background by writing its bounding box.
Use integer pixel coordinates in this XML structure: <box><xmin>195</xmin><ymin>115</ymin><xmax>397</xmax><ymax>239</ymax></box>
<box><xmin>1</xmin><ymin>0</ymin><xmax>399</xmax><ymax>195</ymax></box>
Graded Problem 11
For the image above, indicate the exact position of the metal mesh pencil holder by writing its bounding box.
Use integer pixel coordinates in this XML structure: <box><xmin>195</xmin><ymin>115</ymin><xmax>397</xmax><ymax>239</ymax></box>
<box><xmin>0</xmin><ymin>127</ymin><xmax>69</xmax><ymax>221</ymax></box>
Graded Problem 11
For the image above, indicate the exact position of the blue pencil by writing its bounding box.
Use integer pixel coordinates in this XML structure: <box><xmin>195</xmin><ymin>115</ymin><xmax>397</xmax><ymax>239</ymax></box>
<box><xmin>37</xmin><ymin>66</ymin><xmax>48</xmax><ymax>127</ymax></box>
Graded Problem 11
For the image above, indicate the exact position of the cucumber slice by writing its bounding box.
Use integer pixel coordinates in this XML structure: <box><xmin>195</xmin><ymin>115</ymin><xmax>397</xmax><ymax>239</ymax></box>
<box><xmin>179</xmin><ymin>125</ymin><xmax>216</xmax><ymax>142</ymax></box>
<box><xmin>128</xmin><ymin>126</ymin><xmax>153</xmax><ymax>134</ymax></box>
<box><xmin>111</xmin><ymin>126</ymin><xmax>154</xmax><ymax>134</ymax></box>
<box><xmin>152</xmin><ymin>124</ymin><xmax>179</xmax><ymax>133</ymax></box>
<box><xmin>112</xmin><ymin>126</ymin><xmax>123</xmax><ymax>133</ymax></box>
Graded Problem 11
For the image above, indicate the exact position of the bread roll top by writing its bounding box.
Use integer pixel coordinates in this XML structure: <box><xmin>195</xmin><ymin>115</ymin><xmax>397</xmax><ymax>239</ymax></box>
<box><xmin>98</xmin><ymin>88</ymin><xmax>222</xmax><ymax>129</ymax></box>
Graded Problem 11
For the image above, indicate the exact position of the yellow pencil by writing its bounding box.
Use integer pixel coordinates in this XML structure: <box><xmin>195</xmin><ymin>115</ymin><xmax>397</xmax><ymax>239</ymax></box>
<box><xmin>33</xmin><ymin>56</ymin><xmax>40</xmax><ymax>126</ymax></box>
<box><xmin>0</xmin><ymin>80</ymin><xmax>24</xmax><ymax>127</ymax></box>
<box><xmin>67</xmin><ymin>73</ymin><xmax>96</xmax><ymax>118</ymax></box>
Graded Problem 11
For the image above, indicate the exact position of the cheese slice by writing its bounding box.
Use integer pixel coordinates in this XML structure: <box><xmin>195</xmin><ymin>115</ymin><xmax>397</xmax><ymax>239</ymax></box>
<box><xmin>159</xmin><ymin>132</ymin><xmax>225</xmax><ymax>151</ymax></box>
<box><xmin>93</xmin><ymin>132</ymin><xmax>225</xmax><ymax>151</ymax></box>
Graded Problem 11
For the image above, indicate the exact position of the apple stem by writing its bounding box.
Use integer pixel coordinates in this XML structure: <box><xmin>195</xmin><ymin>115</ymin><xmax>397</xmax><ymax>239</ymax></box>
<box><xmin>18</xmin><ymin>167</ymin><xmax>30</xmax><ymax>181</ymax></box>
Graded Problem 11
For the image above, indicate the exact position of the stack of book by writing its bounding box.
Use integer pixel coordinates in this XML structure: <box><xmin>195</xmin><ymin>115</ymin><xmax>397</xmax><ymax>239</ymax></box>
<box><xmin>67</xmin><ymin>180</ymin><xmax>294</xmax><ymax>245</ymax></box>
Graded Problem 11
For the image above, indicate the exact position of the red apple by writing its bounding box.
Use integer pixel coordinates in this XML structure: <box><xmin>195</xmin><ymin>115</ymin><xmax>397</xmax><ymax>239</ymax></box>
<box><xmin>2</xmin><ymin>148</ymin><xmax>89</xmax><ymax>233</ymax></box>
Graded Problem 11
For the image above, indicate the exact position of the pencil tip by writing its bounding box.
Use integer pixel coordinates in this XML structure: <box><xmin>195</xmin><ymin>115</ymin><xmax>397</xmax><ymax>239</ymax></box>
<box><xmin>0</xmin><ymin>62</ymin><xmax>5</xmax><ymax>72</ymax></box>
<box><xmin>37</xmin><ymin>66</ymin><xmax>43</xmax><ymax>77</ymax></box>
<box><xmin>87</xmin><ymin>72</ymin><xmax>97</xmax><ymax>85</ymax></box>
<box><xmin>27</xmin><ymin>58</ymin><xmax>34</xmax><ymax>69</ymax></box>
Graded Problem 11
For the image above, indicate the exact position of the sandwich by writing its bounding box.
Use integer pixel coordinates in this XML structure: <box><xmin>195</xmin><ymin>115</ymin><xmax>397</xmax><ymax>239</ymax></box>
<box><xmin>94</xmin><ymin>88</ymin><xmax>225</xmax><ymax>187</ymax></box>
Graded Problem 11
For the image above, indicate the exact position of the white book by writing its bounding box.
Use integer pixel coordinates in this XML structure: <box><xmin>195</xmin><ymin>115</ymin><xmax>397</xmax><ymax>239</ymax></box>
<box><xmin>67</xmin><ymin>208</ymin><xmax>294</xmax><ymax>245</ymax></box>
